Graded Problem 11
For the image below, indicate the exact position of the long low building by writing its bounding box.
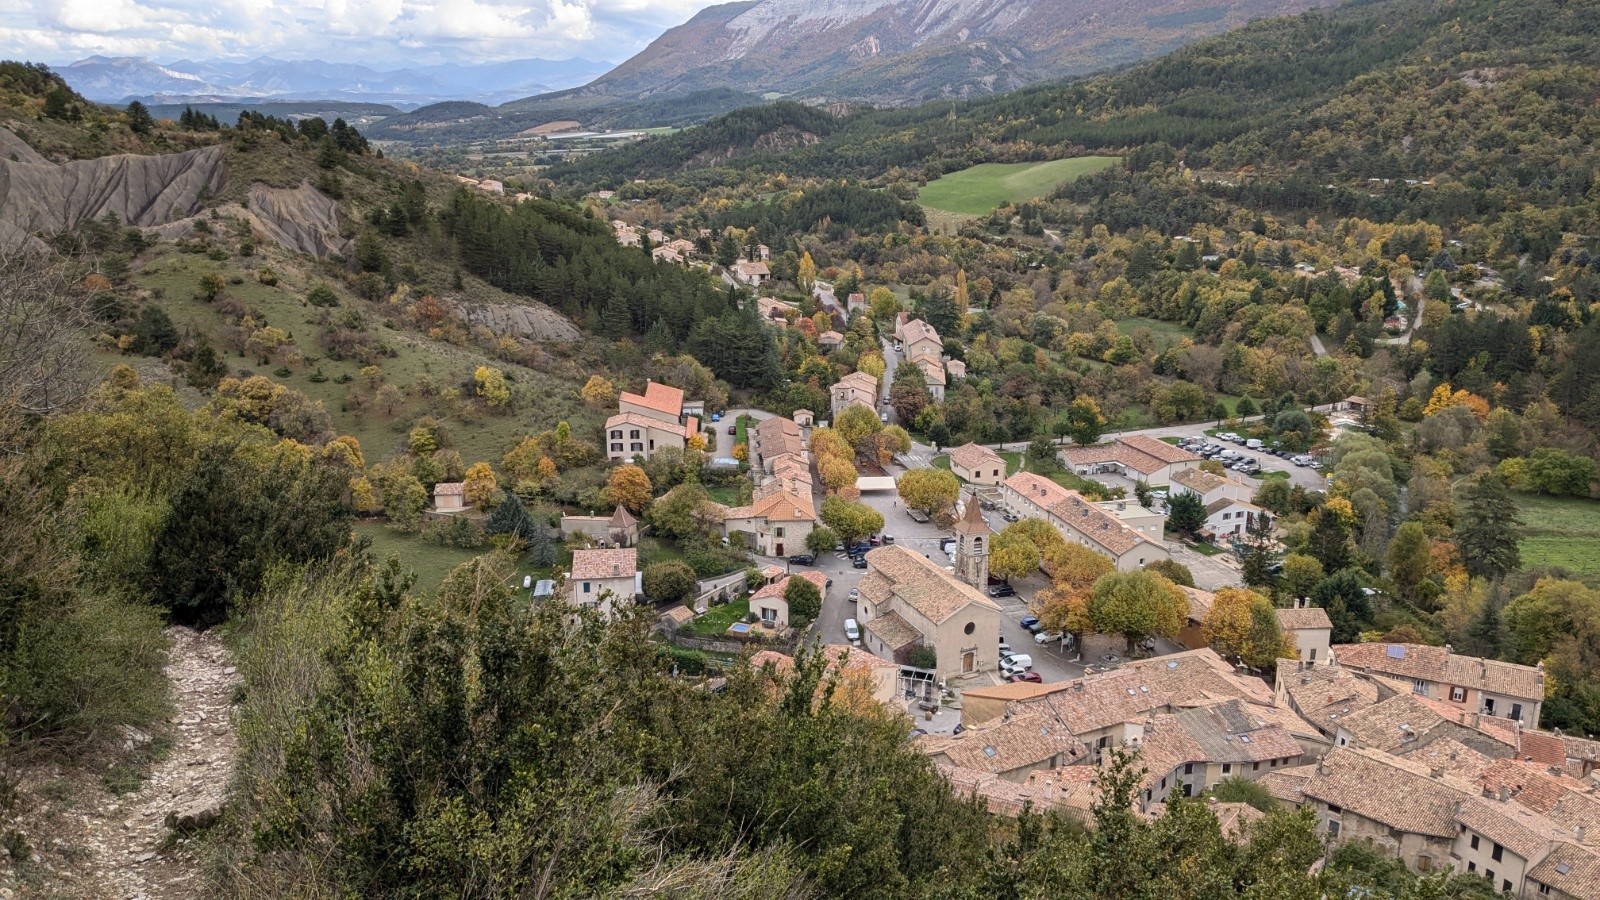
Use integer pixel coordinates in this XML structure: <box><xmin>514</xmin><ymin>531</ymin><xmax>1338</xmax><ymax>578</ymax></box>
<box><xmin>1001</xmin><ymin>472</ymin><xmax>1169</xmax><ymax>570</ymax></box>
<box><xmin>1062</xmin><ymin>434</ymin><xmax>1201</xmax><ymax>486</ymax></box>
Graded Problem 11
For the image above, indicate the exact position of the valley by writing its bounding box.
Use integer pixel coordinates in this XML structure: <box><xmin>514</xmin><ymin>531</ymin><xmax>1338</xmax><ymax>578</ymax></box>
<box><xmin>2</xmin><ymin>0</ymin><xmax>1600</xmax><ymax>895</ymax></box>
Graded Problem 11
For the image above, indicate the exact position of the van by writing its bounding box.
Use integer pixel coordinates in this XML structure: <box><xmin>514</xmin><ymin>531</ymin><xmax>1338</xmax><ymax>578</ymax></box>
<box><xmin>844</xmin><ymin>618</ymin><xmax>861</xmax><ymax>646</ymax></box>
<box><xmin>1000</xmin><ymin>654</ymin><xmax>1033</xmax><ymax>674</ymax></box>
<box><xmin>1246</xmin><ymin>438</ymin><xmax>1264</xmax><ymax>450</ymax></box>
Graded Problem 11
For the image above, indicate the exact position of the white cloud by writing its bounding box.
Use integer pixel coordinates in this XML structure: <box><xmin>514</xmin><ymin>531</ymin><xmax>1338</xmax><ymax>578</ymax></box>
<box><xmin>0</xmin><ymin>0</ymin><xmax>731</xmax><ymax>67</ymax></box>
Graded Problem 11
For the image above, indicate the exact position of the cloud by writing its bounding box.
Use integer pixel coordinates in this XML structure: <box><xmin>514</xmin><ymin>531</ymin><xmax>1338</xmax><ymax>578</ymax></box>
<box><xmin>0</xmin><ymin>0</ymin><xmax>731</xmax><ymax>67</ymax></box>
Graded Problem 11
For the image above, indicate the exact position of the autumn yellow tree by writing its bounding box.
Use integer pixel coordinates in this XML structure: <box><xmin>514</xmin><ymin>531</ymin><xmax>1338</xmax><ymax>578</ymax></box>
<box><xmin>604</xmin><ymin>464</ymin><xmax>653</xmax><ymax>514</ymax></box>
<box><xmin>474</xmin><ymin>366</ymin><xmax>510</xmax><ymax>408</ymax></box>
<box><xmin>1423</xmin><ymin>383</ymin><xmax>1490</xmax><ymax>422</ymax></box>
<box><xmin>1202</xmin><ymin>587</ymin><xmax>1296</xmax><ymax>670</ymax></box>
<box><xmin>857</xmin><ymin>351</ymin><xmax>886</xmax><ymax>380</ymax></box>
<box><xmin>897</xmin><ymin>468</ymin><xmax>960</xmax><ymax>519</ymax></box>
<box><xmin>989</xmin><ymin>528</ymin><xmax>1042</xmax><ymax>581</ymax></box>
<box><xmin>462</xmin><ymin>462</ymin><xmax>499</xmax><ymax>511</ymax></box>
<box><xmin>797</xmin><ymin>251</ymin><xmax>817</xmax><ymax>292</ymax></box>
<box><xmin>580</xmin><ymin>375</ymin><xmax>616</xmax><ymax>408</ymax></box>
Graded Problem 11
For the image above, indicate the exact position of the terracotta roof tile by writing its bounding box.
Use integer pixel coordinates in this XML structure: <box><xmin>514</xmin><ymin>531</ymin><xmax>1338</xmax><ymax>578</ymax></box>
<box><xmin>1275</xmin><ymin>606</ymin><xmax>1333</xmax><ymax>630</ymax></box>
<box><xmin>1333</xmin><ymin>643</ymin><xmax>1545</xmax><ymax>703</ymax></box>
<box><xmin>1280</xmin><ymin>663</ymin><xmax>1384</xmax><ymax>734</ymax></box>
<box><xmin>1528</xmin><ymin>842</ymin><xmax>1600</xmax><ymax>899</ymax></box>
<box><xmin>433</xmin><ymin>481</ymin><xmax>464</xmax><ymax>496</ymax></box>
<box><xmin>863</xmin><ymin>610</ymin><xmax>920</xmax><ymax>651</ymax></box>
<box><xmin>1456</xmin><ymin>795</ymin><xmax>1570</xmax><ymax>861</ymax></box>
<box><xmin>863</xmin><ymin>545</ymin><xmax>1000</xmax><ymax>625</ymax></box>
<box><xmin>606</xmin><ymin>411</ymin><xmax>687</xmax><ymax>437</ymax></box>
<box><xmin>921</xmin><ymin>710</ymin><xmax>1088</xmax><ymax>776</ymax></box>
<box><xmin>569</xmin><ymin>548</ymin><xmax>637</xmax><ymax>581</ymax></box>
<box><xmin>944</xmin><ymin>764</ymin><xmax>1097</xmax><ymax>818</ymax></box>
<box><xmin>1299</xmin><ymin>746</ymin><xmax>1475</xmax><ymax>838</ymax></box>
<box><xmin>949</xmin><ymin>442</ymin><xmax>1004</xmax><ymax>472</ymax></box>
<box><xmin>618</xmin><ymin>381</ymin><xmax>684</xmax><ymax>417</ymax></box>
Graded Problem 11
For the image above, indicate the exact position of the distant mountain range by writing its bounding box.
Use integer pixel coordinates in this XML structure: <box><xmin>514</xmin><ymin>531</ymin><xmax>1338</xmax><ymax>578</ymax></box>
<box><xmin>58</xmin><ymin>55</ymin><xmax>613</xmax><ymax>107</ymax></box>
<box><xmin>580</xmin><ymin>0</ymin><xmax>1349</xmax><ymax>105</ymax></box>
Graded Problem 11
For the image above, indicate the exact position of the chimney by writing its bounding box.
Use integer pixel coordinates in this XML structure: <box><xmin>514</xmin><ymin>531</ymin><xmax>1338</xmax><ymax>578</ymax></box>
<box><xmin>1577</xmin><ymin>825</ymin><xmax>1587</xmax><ymax>844</ymax></box>
<box><xmin>1444</xmin><ymin>644</ymin><xmax>1453</xmax><ymax>654</ymax></box>
<box><xmin>1499</xmin><ymin>784</ymin><xmax>1510</xmax><ymax>802</ymax></box>
<box><xmin>1316</xmin><ymin>754</ymin><xmax>1329</xmax><ymax>776</ymax></box>
<box><xmin>612</xmin><ymin>564</ymin><xmax>620</xmax><ymax>576</ymax></box>
<box><xmin>1430</xmin><ymin>766</ymin><xmax>1444</xmax><ymax>779</ymax></box>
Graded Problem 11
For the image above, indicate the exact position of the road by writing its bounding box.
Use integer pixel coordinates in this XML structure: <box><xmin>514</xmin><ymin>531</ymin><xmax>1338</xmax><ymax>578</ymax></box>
<box><xmin>878</xmin><ymin>336</ymin><xmax>901</xmax><ymax>425</ymax></box>
<box><xmin>711</xmin><ymin>407</ymin><xmax>771</xmax><ymax>458</ymax></box>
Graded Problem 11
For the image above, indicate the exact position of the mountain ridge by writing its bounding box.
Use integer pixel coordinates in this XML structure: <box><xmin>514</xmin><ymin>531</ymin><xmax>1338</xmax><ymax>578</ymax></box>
<box><xmin>57</xmin><ymin>55</ymin><xmax>613</xmax><ymax>107</ymax></box>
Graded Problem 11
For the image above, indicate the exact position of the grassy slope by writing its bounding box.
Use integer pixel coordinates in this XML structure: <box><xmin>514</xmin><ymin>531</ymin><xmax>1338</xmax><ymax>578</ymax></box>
<box><xmin>1517</xmin><ymin>494</ymin><xmax>1600</xmax><ymax>583</ymax></box>
<box><xmin>915</xmin><ymin>156</ymin><xmax>1121</xmax><ymax>216</ymax></box>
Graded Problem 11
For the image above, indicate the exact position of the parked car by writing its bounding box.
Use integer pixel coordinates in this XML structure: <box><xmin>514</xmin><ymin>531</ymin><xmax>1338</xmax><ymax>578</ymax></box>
<box><xmin>847</xmin><ymin>587</ymin><xmax>859</xmax><ymax>602</ymax></box>
<box><xmin>847</xmin><ymin>542</ymin><xmax>871</xmax><ymax>555</ymax></box>
<box><xmin>987</xmin><ymin>584</ymin><xmax>1017</xmax><ymax>598</ymax></box>
<box><xmin>880</xmin><ymin>412</ymin><xmax>889</xmax><ymax>423</ymax></box>
<box><xmin>1246</xmin><ymin>438</ymin><xmax>1265</xmax><ymax>450</ymax></box>
<box><xmin>844</xmin><ymin>618</ymin><xmax>861</xmax><ymax>645</ymax></box>
<box><xmin>726</xmin><ymin>425</ymin><xmax>737</xmax><ymax>435</ymax></box>
<box><xmin>852</xmin><ymin>557</ymin><xmax>869</xmax><ymax>569</ymax></box>
<box><xmin>1001</xmin><ymin>511</ymin><xmax>1020</xmax><ymax>523</ymax></box>
<box><xmin>868</xmin><ymin>534</ymin><xmax>882</xmax><ymax>546</ymax></box>
<box><xmin>1006</xmin><ymin>672</ymin><xmax>1044</xmax><ymax>684</ymax></box>
<box><xmin>999</xmin><ymin>654</ymin><xmax>1034</xmax><ymax>676</ymax></box>
<box><xmin>787</xmin><ymin>554</ymin><xmax>814</xmax><ymax>566</ymax></box>
<box><xmin>907</xmin><ymin>509</ymin><xmax>931</xmax><ymax>523</ymax></box>
<box><xmin>710</xmin><ymin>412</ymin><xmax>722</xmax><ymax>423</ymax></box>
<box><xmin>1035</xmin><ymin>631</ymin><xmax>1065</xmax><ymax>644</ymax></box>
<box><xmin>998</xmin><ymin>638</ymin><xmax>1013</xmax><ymax>657</ymax></box>
<box><xmin>882</xmin><ymin>535</ymin><xmax>895</xmax><ymax>544</ymax></box>
<box><xmin>1020</xmin><ymin>615</ymin><xmax>1041</xmax><ymax>632</ymax></box>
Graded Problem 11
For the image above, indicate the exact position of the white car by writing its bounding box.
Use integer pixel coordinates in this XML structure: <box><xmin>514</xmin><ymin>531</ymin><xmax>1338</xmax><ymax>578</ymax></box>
<box><xmin>847</xmin><ymin>587</ymin><xmax>860</xmax><ymax>602</ymax></box>
<box><xmin>999</xmin><ymin>654</ymin><xmax>1034</xmax><ymax>676</ymax></box>
<box><xmin>844</xmin><ymin>618</ymin><xmax>861</xmax><ymax>646</ymax></box>
<box><xmin>1035</xmin><ymin>631</ymin><xmax>1065</xmax><ymax>645</ymax></box>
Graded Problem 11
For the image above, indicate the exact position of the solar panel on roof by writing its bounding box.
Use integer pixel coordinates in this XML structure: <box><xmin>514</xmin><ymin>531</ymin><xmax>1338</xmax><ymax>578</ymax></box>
<box><xmin>1387</xmin><ymin>645</ymin><xmax>1407</xmax><ymax>659</ymax></box>
<box><xmin>1555</xmin><ymin>863</ymin><xmax>1572</xmax><ymax>875</ymax></box>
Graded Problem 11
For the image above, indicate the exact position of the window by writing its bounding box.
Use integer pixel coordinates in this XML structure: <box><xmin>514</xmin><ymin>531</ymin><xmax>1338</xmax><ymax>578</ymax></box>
<box><xmin>1484</xmin><ymin>698</ymin><xmax>1497</xmax><ymax>715</ymax></box>
<box><xmin>630</xmin><ymin>443</ymin><xmax>643</xmax><ymax>452</ymax></box>
<box><xmin>1485</xmin><ymin>870</ymin><xmax>1494</xmax><ymax>885</ymax></box>
<box><xmin>1491</xmin><ymin>844</ymin><xmax>1503</xmax><ymax>862</ymax></box>
<box><xmin>1502</xmin><ymin>881</ymin><xmax>1512</xmax><ymax>893</ymax></box>
<box><xmin>1412</xmin><ymin>679</ymin><xmax>1428</xmax><ymax>695</ymax></box>
<box><xmin>1511</xmin><ymin>703</ymin><xmax>1523</xmax><ymax>722</ymax></box>
<box><xmin>582</xmin><ymin>582</ymin><xmax>592</xmax><ymax>594</ymax></box>
<box><xmin>629</xmin><ymin>430</ymin><xmax>640</xmax><ymax>439</ymax></box>
<box><xmin>775</xmin><ymin>527</ymin><xmax>785</xmax><ymax>538</ymax></box>
<box><xmin>964</xmin><ymin>622</ymin><xmax>975</xmax><ymax>635</ymax></box>
<box><xmin>1451</xmin><ymin>686</ymin><xmax>1466</xmax><ymax>702</ymax></box>
<box><xmin>1467</xmin><ymin>862</ymin><xmax>1476</xmax><ymax>873</ymax></box>
<box><xmin>610</xmin><ymin>429</ymin><xmax>622</xmax><ymax>439</ymax></box>
<box><xmin>1184</xmin><ymin>763</ymin><xmax>1193</xmax><ymax>775</ymax></box>
<box><xmin>1327</xmin><ymin>820</ymin><xmax>1341</xmax><ymax>838</ymax></box>
<box><xmin>1327</xmin><ymin>805</ymin><xmax>1342</xmax><ymax>814</ymax></box>
<box><xmin>1160</xmin><ymin>777</ymin><xmax>1167</xmax><ymax>789</ymax></box>
<box><xmin>1222</xmin><ymin>764</ymin><xmax>1232</xmax><ymax>775</ymax></box>
<box><xmin>1309</xmin><ymin>648</ymin><xmax>1317</xmax><ymax>662</ymax></box>
<box><xmin>1182</xmin><ymin>783</ymin><xmax>1194</xmax><ymax>797</ymax></box>
<box><xmin>1470</xmin><ymin>835</ymin><xmax>1480</xmax><ymax>851</ymax></box>
<box><xmin>1252</xmin><ymin>762</ymin><xmax>1260</xmax><ymax>771</ymax></box>
<box><xmin>1540</xmin><ymin>882</ymin><xmax>1551</xmax><ymax>894</ymax></box>
<box><xmin>610</xmin><ymin>443</ymin><xmax>623</xmax><ymax>452</ymax></box>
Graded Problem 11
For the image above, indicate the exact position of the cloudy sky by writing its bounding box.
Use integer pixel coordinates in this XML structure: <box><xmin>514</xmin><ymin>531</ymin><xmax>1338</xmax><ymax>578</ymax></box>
<box><xmin>0</xmin><ymin>0</ymin><xmax>726</xmax><ymax>67</ymax></box>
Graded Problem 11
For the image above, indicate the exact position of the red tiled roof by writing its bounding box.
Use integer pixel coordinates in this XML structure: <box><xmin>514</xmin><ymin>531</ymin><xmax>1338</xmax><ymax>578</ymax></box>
<box><xmin>618</xmin><ymin>381</ymin><xmax>684</xmax><ymax>417</ymax></box>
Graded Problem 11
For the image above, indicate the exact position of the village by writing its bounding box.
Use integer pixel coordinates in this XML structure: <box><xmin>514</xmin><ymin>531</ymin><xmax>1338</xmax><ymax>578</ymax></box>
<box><xmin>398</xmin><ymin>221</ymin><xmax>1600</xmax><ymax>900</ymax></box>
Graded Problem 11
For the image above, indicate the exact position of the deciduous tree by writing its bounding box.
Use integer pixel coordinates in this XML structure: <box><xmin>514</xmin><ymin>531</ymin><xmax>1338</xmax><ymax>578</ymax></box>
<box><xmin>897</xmin><ymin>468</ymin><xmax>960</xmax><ymax>518</ymax></box>
<box><xmin>604</xmin><ymin>464</ymin><xmax>653</xmax><ymax>514</ymax></box>
<box><xmin>462</xmin><ymin>462</ymin><xmax>499</xmax><ymax>511</ymax></box>
<box><xmin>820</xmin><ymin>496</ymin><xmax>883</xmax><ymax>544</ymax></box>
<box><xmin>1088</xmin><ymin>569</ymin><xmax>1186</xmax><ymax>653</ymax></box>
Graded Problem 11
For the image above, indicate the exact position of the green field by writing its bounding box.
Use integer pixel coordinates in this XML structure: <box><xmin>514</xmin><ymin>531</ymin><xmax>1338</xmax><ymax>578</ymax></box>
<box><xmin>916</xmin><ymin>157</ymin><xmax>1121</xmax><ymax>216</ymax></box>
<box><xmin>1517</xmin><ymin>494</ymin><xmax>1600</xmax><ymax>582</ymax></box>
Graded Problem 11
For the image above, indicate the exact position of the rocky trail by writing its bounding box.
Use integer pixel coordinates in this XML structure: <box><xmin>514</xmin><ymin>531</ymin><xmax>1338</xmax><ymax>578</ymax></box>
<box><xmin>7</xmin><ymin>627</ymin><xmax>240</xmax><ymax>899</ymax></box>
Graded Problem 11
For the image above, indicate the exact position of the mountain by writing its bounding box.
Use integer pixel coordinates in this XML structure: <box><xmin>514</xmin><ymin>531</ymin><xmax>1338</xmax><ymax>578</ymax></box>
<box><xmin>580</xmin><ymin>0</ymin><xmax>1349</xmax><ymax>105</ymax></box>
<box><xmin>57</xmin><ymin>55</ymin><xmax>613</xmax><ymax>107</ymax></box>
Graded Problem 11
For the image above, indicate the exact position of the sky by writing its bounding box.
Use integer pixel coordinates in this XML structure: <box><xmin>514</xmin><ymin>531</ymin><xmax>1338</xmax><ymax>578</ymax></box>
<box><xmin>0</xmin><ymin>0</ymin><xmax>728</xmax><ymax>67</ymax></box>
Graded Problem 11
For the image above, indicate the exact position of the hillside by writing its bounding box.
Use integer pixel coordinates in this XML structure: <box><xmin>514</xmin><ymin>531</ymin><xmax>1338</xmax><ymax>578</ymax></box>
<box><xmin>551</xmin><ymin>0</ymin><xmax>1600</xmax><ymax>203</ymax></box>
<box><xmin>587</xmin><ymin>0</ymin><xmax>1345</xmax><ymax>106</ymax></box>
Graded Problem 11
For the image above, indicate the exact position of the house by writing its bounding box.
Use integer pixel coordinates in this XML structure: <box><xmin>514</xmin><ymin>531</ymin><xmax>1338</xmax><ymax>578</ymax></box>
<box><xmin>731</xmin><ymin>259</ymin><xmax>770</xmax><ymax>286</ymax></box>
<box><xmin>1275</xmin><ymin>601</ymin><xmax>1333</xmax><ymax>665</ymax></box>
<box><xmin>1331</xmin><ymin>642</ymin><xmax>1545</xmax><ymax>727</ymax></box>
<box><xmin>568</xmin><ymin>548</ymin><xmax>640</xmax><ymax>619</ymax></box>
<box><xmin>920</xmin><ymin>710</ymin><xmax>1088</xmax><ymax>783</ymax></box>
<box><xmin>756</xmin><ymin>295</ymin><xmax>797</xmax><ymax>324</ymax></box>
<box><xmin>1274</xmin><ymin>660</ymin><xmax>1389</xmax><ymax>740</ymax></box>
<box><xmin>748</xmin><ymin>570</ymin><xmax>827</xmax><ymax>630</ymax></box>
<box><xmin>896</xmin><ymin>318</ymin><xmax>943</xmax><ymax>362</ymax></box>
<box><xmin>433</xmin><ymin>481</ymin><xmax>465</xmax><ymax>513</ymax></box>
<box><xmin>750</xmin><ymin>415</ymin><xmax>808</xmax><ymax>481</ymax></box>
<box><xmin>1096</xmin><ymin>497</ymin><xmax>1167</xmax><ymax>543</ymax></box>
<box><xmin>559</xmin><ymin>505</ymin><xmax>639</xmax><ymax>547</ymax></box>
<box><xmin>719</xmin><ymin>490</ymin><xmax>815</xmax><ymax>557</ymax></box>
<box><xmin>755</xmin><ymin>243</ymin><xmax>770</xmax><ymax>261</ymax></box>
<box><xmin>1279</xmin><ymin>746</ymin><xmax>1476</xmax><ymax>870</ymax></box>
<box><xmin>606</xmin><ymin>381</ymin><xmax>698</xmax><ymax>462</ymax></box>
<box><xmin>651</xmin><ymin>245</ymin><xmax>683</xmax><ymax>264</ymax></box>
<box><xmin>1330</xmin><ymin>692</ymin><xmax>1518</xmax><ymax>761</ymax></box>
<box><xmin>830</xmin><ymin>371</ymin><xmax>878</xmax><ymax>418</ymax></box>
<box><xmin>1130</xmin><ymin>700</ymin><xmax>1305</xmax><ymax>812</ymax></box>
<box><xmin>751</xmin><ymin>643</ymin><xmax>901</xmax><ymax>707</ymax></box>
<box><xmin>945</xmin><ymin>358</ymin><xmax>967</xmax><ymax>380</ymax></box>
<box><xmin>962</xmin><ymin>670</ymin><xmax>1173</xmax><ymax>759</ymax></box>
<box><xmin>1202</xmin><ymin>498</ymin><xmax>1268</xmax><ymax>540</ymax></box>
<box><xmin>1002</xmin><ymin>472</ymin><xmax>1169</xmax><ymax>570</ymax></box>
<box><xmin>855</xmin><ymin>545</ymin><xmax>1002</xmax><ymax>679</ymax></box>
<box><xmin>948</xmin><ymin>443</ymin><xmax>1006</xmax><ymax>485</ymax></box>
<box><xmin>846</xmin><ymin>291</ymin><xmax>865</xmax><ymax>314</ymax></box>
<box><xmin>667</xmin><ymin>238</ymin><xmax>696</xmax><ymax>257</ymax></box>
<box><xmin>817</xmin><ymin>330</ymin><xmax>844</xmax><ymax>351</ymax></box>
<box><xmin>1170</xmin><ymin>468</ymin><xmax>1256</xmax><ymax>506</ymax></box>
<box><xmin>947</xmin><ymin>763</ymin><xmax>1101</xmax><ymax>820</ymax></box>
<box><xmin>1062</xmin><ymin>435</ymin><xmax>1201</xmax><ymax>487</ymax></box>
<box><xmin>912</xmin><ymin>352</ymin><xmax>947</xmax><ymax>402</ymax></box>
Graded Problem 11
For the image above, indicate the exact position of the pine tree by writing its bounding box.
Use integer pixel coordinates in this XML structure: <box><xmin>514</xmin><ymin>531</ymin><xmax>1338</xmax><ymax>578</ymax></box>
<box><xmin>1457</xmin><ymin>472</ymin><xmax>1523</xmax><ymax>581</ymax></box>
<box><xmin>126</xmin><ymin>100</ymin><xmax>154</xmax><ymax>135</ymax></box>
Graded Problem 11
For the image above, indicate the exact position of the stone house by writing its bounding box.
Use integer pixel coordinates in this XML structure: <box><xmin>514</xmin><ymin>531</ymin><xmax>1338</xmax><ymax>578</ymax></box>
<box><xmin>1331</xmin><ymin>642</ymin><xmax>1545</xmax><ymax>727</ymax></box>
<box><xmin>748</xmin><ymin>570</ymin><xmax>826</xmax><ymax>630</ymax></box>
<box><xmin>433</xmin><ymin>481</ymin><xmax>465</xmax><ymax>513</ymax></box>
<box><xmin>856</xmin><ymin>545</ymin><xmax>1001</xmax><ymax>679</ymax></box>
<box><xmin>605</xmin><ymin>381</ymin><xmax>697</xmax><ymax>463</ymax></box>
<box><xmin>719</xmin><ymin>490</ymin><xmax>815</xmax><ymax>558</ymax></box>
<box><xmin>1002</xmin><ymin>472</ymin><xmax>1169</xmax><ymax>570</ymax></box>
<box><xmin>1275</xmin><ymin>601</ymin><xmax>1333</xmax><ymax>665</ymax></box>
<box><xmin>829</xmin><ymin>371</ymin><xmax>878</xmax><ymax>419</ymax></box>
<box><xmin>1170</xmin><ymin>467</ymin><xmax>1256</xmax><ymax>505</ymax></box>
